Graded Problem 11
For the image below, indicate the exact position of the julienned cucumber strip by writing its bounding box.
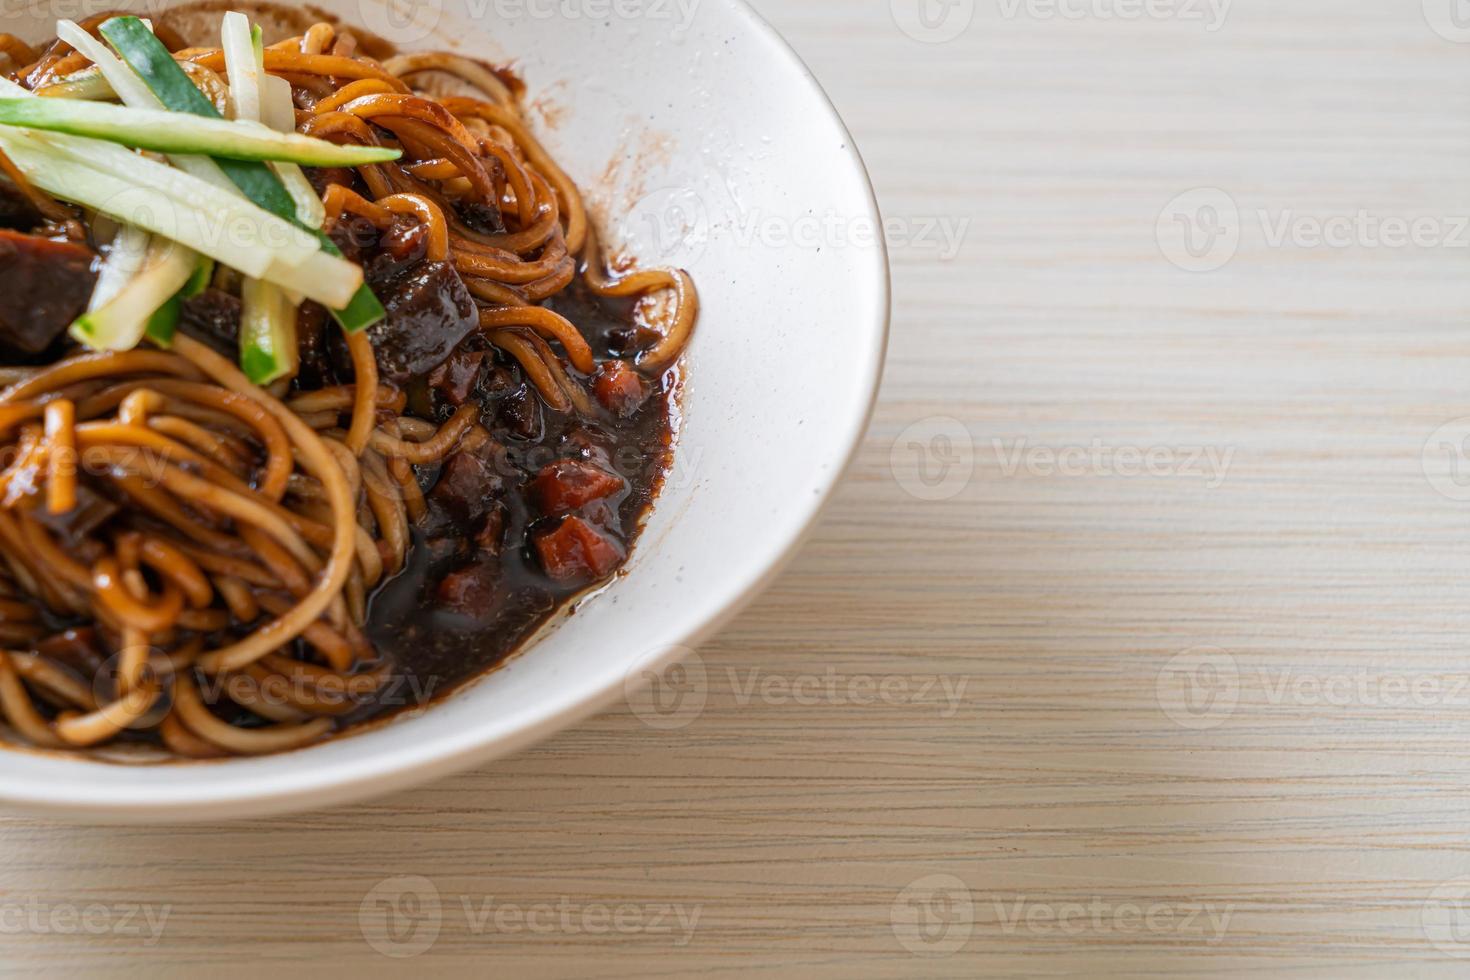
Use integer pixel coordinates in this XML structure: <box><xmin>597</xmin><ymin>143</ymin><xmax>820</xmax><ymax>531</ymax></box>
<box><xmin>0</xmin><ymin>99</ymin><xmax>401</xmax><ymax>166</ymax></box>
<box><xmin>100</xmin><ymin>16</ymin><xmax>386</xmax><ymax>333</ymax></box>
<box><xmin>72</xmin><ymin>239</ymin><xmax>197</xmax><ymax>351</ymax></box>
<box><xmin>259</xmin><ymin>65</ymin><xmax>326</xmax><ymax>227</ymax></box>
<box><xmin>53</xmin><ymin>20</ymin><xmax>251</xmax><ymax>200</ymax></box>
<box><xmin>148</xmin><ymin>254</ymin><xmax>214</xmax><ymax>348</ymax></box>
<box><xmin>221</xmin><ymin>13</ymin><xmax>263</xmax><ymax>128</ymax></box>
<box><xmin>239</xmin><ymin>277</ymin><xmax>298</xmax><ymax>385</ymax></box>
<box><xmin>97</xmin><ymin>16</ymin><xmax>290</xmax><ymax>210</ymax></box>
<box><xmin>144</xmin><ymin>293</ymin><xmax>182</xmax><ymax>347</ymax></box>
<box><xmin>217</xmin><ymin>156</ymin><xmax>297</xmax><ymax>219</ymax></box>
<box><xmin>100</xmin><ymin>18</ymin><xmax>214</xmax><ymax>117</ymax></box>
<box><xmin>322</xmin><ymin>239</ymin><xmax>388</xmax><ymax>329</ymax></box>
<box><xmin>88</xmin><ymin>222</ymin><xmax>151</xmax><ymax>314</ymax></box>
<box><xmin>183</xmin><ymin>256</ymin><xmax>215</xmax><ymax>298</ymax></box>
<box><xmin>0</xmin><ymin>76</ymin><xmax>360</xmax><ymax>308</ymax></box>
<box><xmin>0</xmin><ymin>130</ymin><xmax>290</xmax><ymax>277</ymax></box>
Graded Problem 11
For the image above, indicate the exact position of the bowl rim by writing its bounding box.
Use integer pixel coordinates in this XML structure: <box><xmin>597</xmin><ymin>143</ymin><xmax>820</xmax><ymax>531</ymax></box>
<box><xmin>0</xmin><ymin>0</ymin><xmax>892</xmax><ymax>822</ymax></box>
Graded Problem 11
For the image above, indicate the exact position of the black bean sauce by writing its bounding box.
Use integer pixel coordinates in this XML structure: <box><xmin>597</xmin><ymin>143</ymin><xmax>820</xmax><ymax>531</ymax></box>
<box><xmin>346</xmin><ymin>282</ymin><xmax>675</xmax><ymax>724</ymax></box>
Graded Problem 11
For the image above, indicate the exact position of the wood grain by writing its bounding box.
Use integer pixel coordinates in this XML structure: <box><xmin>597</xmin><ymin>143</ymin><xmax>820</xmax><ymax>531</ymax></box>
<box><xmin>5</xmin><ymin>0</ymin><xmax>1470</xmax><ymax>975</ymax></box>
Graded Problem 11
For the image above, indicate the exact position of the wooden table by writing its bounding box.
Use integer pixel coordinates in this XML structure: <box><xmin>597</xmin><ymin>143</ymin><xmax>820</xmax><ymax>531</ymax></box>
<box><xmin>7</xmin><ymin>0</ymin><xmax>1470</xmax><ymax>975</ymax></box>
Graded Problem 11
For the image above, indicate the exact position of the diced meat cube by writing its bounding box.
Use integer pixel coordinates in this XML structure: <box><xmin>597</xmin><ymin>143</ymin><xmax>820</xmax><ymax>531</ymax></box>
<box><xmin>434</xmin><ymin>561</ymin><xmax>502</xmax><ymax>618</ymax></box>
<box><xmin>326</xmin><ymin>211</ymin><xmax>378</xmax><ymax>263</ymax></box>
<box><xmin>417</xmin><ymin>501</ymin><xmax>471</xmax><ymax>567</ymax></box>
<box><xmin>0</xmin><ymin>179</ymin><xmax>40</xmax><ymax>230</ymax></box>
<box><xmin>294</xmin><ymin>302</ymin><xmax>340</xmax><ymax>389</ymax></box>
<box><xmin>497</xmin><ymin>385</ymin><xmax>542</xmax><ymax>440</ymax></box>
<box><xmin>529</xmin><ymin>459</ymin><xmax>624</xmax><ymax>516</ymax></box>
<box><xmin>179</xmin><ymin>289</ymin><xmax>243</xmax><ymax>359</ymax></box>
<box><xmin>473</xmin><ymin>505</ymin><xmax>506</xmax><ymax>555</ymax></box>
<box><xmin>533</xmin><ymin>516</ymin><xmax>624</xmax><ymax>585</ymax></box>
<box><xmin>0</xmin><ymin>230</ymin><xmax>97</xmax><ymax>354</ymax></box>
<box><xmin>366</xmin><ymin>260</ymin><xmax>479</xmax><ymax>384</ymax></box>
<box><xmin>429</xmin><ymin>451</ymin><xmax>502</xmax><ymax>524</ymax></box>
<box><xmin>377</xmin><ymin>216</ymin><xmax>429</xmax><ymax>265</ymax></box>
<box><xmin>428</xmin><ymin>348</ymin><xmax>488</xmax><ymax>406</ymax></box>
<box><xmin>307</xmin><ymin>167</ymin><xmax>356</xmax><ymax>199</ymax></box>
<box><xmin>592</xmin><ymin>360</ymin><xmax>647</xmax><ymax>417</ymax></box>
<box><xmin>604</xmin><ymin>325</ymin><xmax>661</xmax><ymax>358</ymax></box>
<box><xmin>481</xmin><ymin>364</ymin><xmax>518</xmax><ymax>397</ymax></box>
<box><xmin>559</xmin><ymin>427</ymin><xmax>615</xmax><ymax>469</ymax></box>
<box><xmin>457</xmin><ymin>199</ymin><xmax>505</xmax><ymax>236</ymax></box>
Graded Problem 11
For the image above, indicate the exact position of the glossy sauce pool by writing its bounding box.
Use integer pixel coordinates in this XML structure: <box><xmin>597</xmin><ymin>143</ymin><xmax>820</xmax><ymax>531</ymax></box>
<box><xmin>348</xmin><ymin>283</ymin><xmax>677</xmax><ymax>727</ymax></box>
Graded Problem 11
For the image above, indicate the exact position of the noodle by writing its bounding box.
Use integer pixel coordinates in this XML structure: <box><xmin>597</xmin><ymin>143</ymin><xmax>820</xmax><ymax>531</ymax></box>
<box><xmin>0</xmin><ymin>11</ymin><xmax>697</xmax><ymax>760</ymax></box>
<box><xmin>43</xmin><ymin>399</ymin><xmax>75</xmax><ymax>515</ymax></box>
<box><xmin>366</xmin><ymin>404</ymin><xmax>477</xmax><ymax>464</ymax></box>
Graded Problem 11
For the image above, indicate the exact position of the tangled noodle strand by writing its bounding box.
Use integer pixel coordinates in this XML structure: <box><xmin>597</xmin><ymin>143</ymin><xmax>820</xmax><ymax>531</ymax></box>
<box><xmin>0</xmin><ymin>14</ymin><xmax>696</xmax><ymax>759</ymax></box>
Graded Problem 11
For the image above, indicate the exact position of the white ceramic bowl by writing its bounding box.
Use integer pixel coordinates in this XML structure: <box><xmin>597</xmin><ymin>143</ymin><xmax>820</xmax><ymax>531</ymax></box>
<box><xmin>0</xmin><ymin>0</ymin><xmax>889</xmax><ymax>821</ymax></box>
